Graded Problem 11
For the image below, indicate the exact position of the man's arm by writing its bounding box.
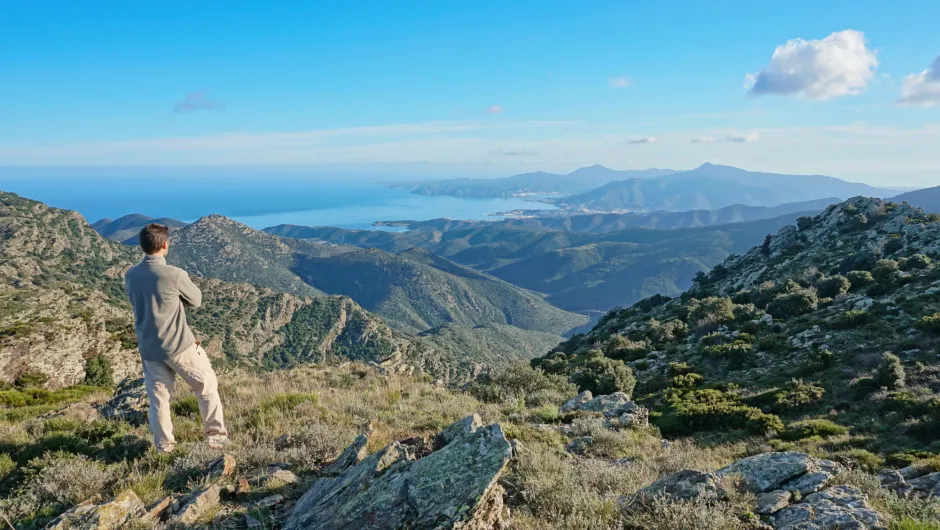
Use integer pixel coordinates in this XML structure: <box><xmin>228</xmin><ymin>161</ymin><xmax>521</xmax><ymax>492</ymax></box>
<box><xmin>178</xmin><ymin>270</ymin><xmax>202</xmax><ymax>308</ymax></box>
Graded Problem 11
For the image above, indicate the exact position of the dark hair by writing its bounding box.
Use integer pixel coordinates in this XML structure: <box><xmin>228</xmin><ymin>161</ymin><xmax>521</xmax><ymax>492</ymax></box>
<box><xmin>139</xmin><ymin>224</ymin><xmax>169</xmax><ymax>254</ymax></box>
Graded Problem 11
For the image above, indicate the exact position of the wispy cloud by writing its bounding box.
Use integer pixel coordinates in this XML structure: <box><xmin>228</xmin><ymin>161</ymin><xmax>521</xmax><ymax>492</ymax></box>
<box><xmin>691</xmin><ymin>132</ymin><xmax>760</xmax><ymax>143</ymax></box>
<box><xmin>489</xmin><ymin>148</ymin><xmax>539</xmax><ymax>156</ymax></box>
<box><xmin>482</xmin><ymin>105</ymin><xmax>504</xmax><ymax>115</ymax></box>
<box><xmin>745</xmin><ymin>30</ymin><xmax>877</xmax><ymax>100</ymax></box>
<box><xmin>897</xmin><ymin>55</ymin><xmax>940</xmax><ymax>107</ymax></box>
<box><xmin>174</xmin><ymin>92</ymin><xmax>225</xmax><ymax>113</ymax></box>
<box><xmin>609</xmin><ymin>76</ymin><xmax>632</xmax><ymax>88</ymax></box>
<box><xmin>624</xmin><ymin>136</ymin><xmax>656</xmax><ymax>145</ymax></box>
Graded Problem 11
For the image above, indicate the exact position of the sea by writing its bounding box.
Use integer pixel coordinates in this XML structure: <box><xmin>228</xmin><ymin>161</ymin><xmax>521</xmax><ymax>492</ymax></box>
<box><xmin>0</xmin><ymin>171</ymin><xmax>555</xmax><ymax>231</ymax></box>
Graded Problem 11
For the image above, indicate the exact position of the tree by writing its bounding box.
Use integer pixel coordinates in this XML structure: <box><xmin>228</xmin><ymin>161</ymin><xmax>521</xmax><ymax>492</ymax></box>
<box><xmin>876</xmin><ymin>353</ymin><xmax>906</xmax><ymax>390</ymax></box>
<box><xmin>572</xmin><ymin>357</ymin><xmax>636</xmax><ymax>396</ymax></box>
<box><xmin>84</xmin><ymin>354</ymin><xmax>114</xmax><ymax>387</ymax></box>
<box><xmin>761</xmin><ymin>234</ymin><xmax>773</xmax><ymax>257</ymax></box>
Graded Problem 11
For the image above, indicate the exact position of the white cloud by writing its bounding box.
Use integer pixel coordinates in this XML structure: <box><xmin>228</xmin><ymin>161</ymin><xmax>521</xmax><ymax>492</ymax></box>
<box><xmin>897</xmin><ymin>56</ymin><xmax>940</xmax><ymax>107</ymax></box>
<box><xmin>482</xmin><ymin>105</ymin><xmax>504</xmax><ymax>114</ymax></box>
<box><xmin>690</xmin><ymin>132</ymin><xmax>759</xmax><ymax>143</ymax></box>
<box><xmin>489</xmin><ymin>148</ymin><xmax>539</xmax><ymax>156</ymax></box>
<box><xmin>174</xmin><ymin>92</ymin><xmax>225</xmax><ymax>113</ymax></box>
<box><xmin>609</xmin><ymin>76</ymin><xmax>632</xmax><ymax>88</ymax></box>
<box><xmin>624</xmin><ymin>137</ymin><xmax>656</xmax><ymax>145</ymax></box>
<box><xmin>746</xmin><ymin>30</ymin><xmax>878</xmax><ymax>100</ymax></box>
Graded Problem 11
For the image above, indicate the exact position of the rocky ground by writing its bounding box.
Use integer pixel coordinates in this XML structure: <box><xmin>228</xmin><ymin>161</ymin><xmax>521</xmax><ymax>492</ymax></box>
<box><xmin>2</xmin><ymin>363</ymin><xmax>938</xmax><ymax>529</ymax></box>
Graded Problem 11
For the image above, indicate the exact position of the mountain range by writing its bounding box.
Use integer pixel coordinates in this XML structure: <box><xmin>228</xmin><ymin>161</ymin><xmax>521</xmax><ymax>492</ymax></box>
<box><xmin>92</xmin><ymin>214</ymin><xmax>186</xmax><ymax>244</ymax></box>
<box><xmin>893</xmin><ymin>185</ymin><xmax>940</xmax><ymax>214</ymax></box>
<box><xmin>384</xmin><ymin>165</ymin><xmax>675</xmax><ymax>198</ymax></box>
<box><xmin>553</xmin><ymin>163</ymin><xmax>894</xmax><ymax>211</ymax></box>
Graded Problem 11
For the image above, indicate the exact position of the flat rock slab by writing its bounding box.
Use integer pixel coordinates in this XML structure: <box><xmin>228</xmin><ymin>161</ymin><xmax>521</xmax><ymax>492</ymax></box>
<box><xmin>284</xmin><ymin>414</ymin><xmax>512</xmax><ymax>530</ymax></box>
<box><xmin>579</xmin><ymin>392</ymin><xmax>634</xmax><ymax>417</ymax></box>
<box><xmin>169</xmin><ymin>483</ymin><xmax>221</xmax><ymax>525</ymax></box>
<box><xmin>560</xmin><ymin>390</ymin><xmax>593</xmax><ymax>412</ymax></box>
<box><xmin>718</xmin><ymin>452</ymin><xmax>836</xmax><ymax>493</ymax></box>
<box><xmin>45</xmin><ymin>490</ymin><xmax>146</xmax><ymax>530</ymax></box>
<box><xmin>638</xmin><ymin>469</ymin><xmax>721</xmax><ymax>503</ymax></box>
<box><xmin>774</xmin><ymin>485</ymin><xmax>886</xmax><ymax>530</ymax></box>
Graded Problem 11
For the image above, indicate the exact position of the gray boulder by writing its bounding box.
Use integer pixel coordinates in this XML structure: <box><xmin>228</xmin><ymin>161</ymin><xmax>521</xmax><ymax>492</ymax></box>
<box><xmin>99</xmin><ymin>377</ymin><xmax>148</xmax><ymax>426</ymax></box>
<box><xmin>45</xmin><ymin>490</ymin><xmax>146</xmax><ymax>529</ymax></box>
<box><xmin>718</xmin><ymin>452</ymin><xmax>837</xmax><ymax>494</ymax></box>
<box><xmin>756</xmin><ymin>490</ymin><xmax>791</xmax><ymax>515</ymax></box>
<box><xmin>907</xmin><ymin>472</ymin><xmax>940</xmax><ymax>497</ymax></box>
<box><xmin>284</xmin><ymin>414</ymin><xmax>513</xmax><ymax>530</ymax></box>
<box><xmin>636</xmin><ymin>470</ymin><xmax>721</xmax><ymax>503</ymax></box>
<box><xmin>618</xmin><ymin>408</ymin><xmax>649</xmax><ymax>429</ymax></box>
<box><xmin>560</xmin><ymin>390</ymin><xmax>593</xmax><ymax>412</ymax></box>
<box><xmin>774</xmin><ymin>485</ymin><xmax>886</xmax><ymax>530</ymax></box>
<box><xmin>579</xmin><ymin>392</ymin><xmax>635</xmax><ymax>417</ymax></box>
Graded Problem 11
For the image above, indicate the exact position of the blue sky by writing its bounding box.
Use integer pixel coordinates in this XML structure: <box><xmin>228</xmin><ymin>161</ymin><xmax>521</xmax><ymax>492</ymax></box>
<box><xmin>1</xmin><ymin>0</ymin><xmax>939</xmax><ymax>185</ymax></box>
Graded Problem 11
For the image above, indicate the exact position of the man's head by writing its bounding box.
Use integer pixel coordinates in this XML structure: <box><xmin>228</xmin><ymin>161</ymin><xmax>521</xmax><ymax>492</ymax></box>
<box><xmin>139</xmin><ymin>223</ymin><xmax>170</xmax><ymax>256</ymax></box>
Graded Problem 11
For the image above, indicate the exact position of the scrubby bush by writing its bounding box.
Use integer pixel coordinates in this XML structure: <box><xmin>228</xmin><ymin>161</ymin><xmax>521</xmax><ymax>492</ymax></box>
<box><xmin>883</xmin><ymin>237</ymin><xmax>905</xmax><ymax>255</ymax></box>
<box><xmin>83</xmin><ymin>355</ymin><xmax>113</xmax><ymax>388</ymax></box>
<box><xmin>797</xmin><ymin>216</ymin><xmax>815</xmax><ymax>231</ymax></box>
<box><xmin>756</xmin><ymin>333</ymin><xmax>789</xmax><ymax>353</ymax></box>
<box><xmin>656</xmin><ymin>388</ymin><xmax>783</xmax><ymax>436</ymax></box>
<box><xmin>774</xmin><ymin>379</ymin><xmax>825</xmax><ymax>412</ymax></box>
<box><xmin>873</xmin><ymin>259</ymin><xmax>900</xmax><ymax>283</ymax></box>
<box><xmin>686</xmin><ymin>297</ymin><xmax>734</xmax><ymax>329</ymax></box>
<box><xmin>669</xmin><ymin>373</ymin><xmax>703</xmax><ymax>390</ymax></box>
<box><xmin>903</xmin><ymin>254</ymin><xmax>933</xmax><ymax>270</ymax></box>
<box><xmin>646</xmin><ymin>319</ymin><xmax>688</xmax><ymax>343</ymax></box>
<box><xmin>766</xmin><ymin>289</ymin><xmax>818</xmax><ymax>319</ymax></box>
<box><xmin>532</xmin><ymin>351</ymin><xmax>572</xmax><ymax>374</ymax></box>
<box><xmin>844</xmin><ymin>213</ymin><xmax>869</xmax><ymax>231</ymax></box>
<box><xmin>468</xmin><ymin>363</ymin><xmax>577</xmax><ymax>404</ymax></box>
<box><xmin>702</xmin><ymin>341</ymin><xmax>753</xmax><ymax>362</ymax></box>
<box><xmin>817</xmin><ymin>275</ymin><xmax>851</xmax><ymax>298</ymax></box>
<box><xmin>603</xmin><ymin>335</ymin><xmax>649</xmax><ymax>361</ymax></box>
<box><xmin>840</xmin><ymin>253</ymin><xmax>877</xmax><ymax>274</ymax></box>
<box><xmin>876</xmin><ymin>353</ymin><xmax>906</xmax><ymax>390</ymax></box>
<box><xmin>780</xmin><ymin>419</ymin><xmax>849</xmax><ymax>441</ymax></box>
<box><xmin>832</xmin><ymin>449</ymin><xmax>884</xmax><ymax>471</ymax></box>
<box><xmin>15</xmin><ymin>370</ymin><xmax>49</xmax><ymax>389</ymax></box>
<box><xmin>572</xmin><ymin>357</ymin><xmax>636</xmax><ymax>396</ymax></box>
<box><xmin>846</xmin><ymin>270</ymin><xmax>875</xmax><ymax>289</ymax></box>
<box><xmin>832</xmin><ymin>310</ymin><xmax>871</xmax><ymax>330</ymax></box>
<box><xmin>915</xmin><ymin>313</ymin><xmax>940</xmax><ymax>334</ymax></box>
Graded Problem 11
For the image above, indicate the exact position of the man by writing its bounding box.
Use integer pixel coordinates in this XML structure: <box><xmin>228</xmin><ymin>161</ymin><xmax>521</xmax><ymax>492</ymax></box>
<box><xmin>124</xmin><ymin>223</ymin><xmax>229</xmax><ymax>453</ymax></box>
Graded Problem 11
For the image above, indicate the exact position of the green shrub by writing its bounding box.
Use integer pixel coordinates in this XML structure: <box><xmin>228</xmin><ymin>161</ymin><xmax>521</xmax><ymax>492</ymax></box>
<box><xmin>15</xmin><ymin>369</ymin><xmax>49</xmax><ymax>389</ymax></box>
<box><xmin>883</xmin><ymin>237</ymin><xmax>905</xmax><ymax>255</ymax></box>
<box><xmin>832</xmin><ymin>310</ymin><xmax>871</xmax><ymax>330</ymax></box>
<box><xmin>656</xmin><ymin>388</ymin><xmax>783</xmax><ymax>436</ymax></box>
<box><xmin>83</xmin><ymin>354</ymin><xmax>113</xmax><ymax>388</ymax></box>
<box><xmin>257</xmin><ymin>392</ymin><xmax>319</xmax><ymax>413</ymax></box>
<box><xmin>847</xmin><ymin>270</ymin><xmax>875</xmax><ymax>289</ymax></box>
<box><xmin>767</xmin><ymin>289</ymin><xmax>818</xmax><ymax>319</ymax></box>
<box><xmin>756</xmin><ymin>333</ymin><xmax>789</xmax><ymax>353</ymax></box>
<box><xmin>807</xmin><ymin>348</ymin><xmax>835</xmax><ymax>370</ymax></box>
<box><xmin>172</xmin><ymin>396</ymin><xmax>200</xmax><ymax>418</ymax></box>
<box><xmin>915</xmin><ymin>313</ymin><xmax>940</xmax><ymax>334</ymax></box>
<box><xmin>832</xmin><ymin>449</ymin><xmax>884</xmax><ymax>471</ymax></box>
<box><xmin>774</xmin><ymin>379</ymin><xmax>825</xmax><ymax>412</ymax></box>
<box><xmin>603</xmin><ymin>335</ymin><xmax>648</xmax><ymax>361</ymax></box>
<box><xmin>646</xmin><ymin>319</ymin><xmax>689</xmax><ymax>343</ymax></box>
<box><xmin>670</xmin><ymin>373</ymin><xmax>703</xmax><ymax>389</ymax></box>
<box><xmin>817</xmin><ymin>275</ymin><xmax>851</xmax><ymax>298</ymax></box>
<box><xmin>903</xmin><ymin>254</ymin><xmax>933</xmax><ymax>271</ymax></box>
<box><xmin>667</xmin><ymin>362</ymin><xmax>695</xmax><ymax>377</ymax></box>
<box><xmin>700</xmin><ymin>332</ymin><xmax>726</xmax><ymax>346</ymax></box>
<box><xmin>572</xmin><ymin>357</ymin><xmax>636</xmax><ymax>396</ymax></box>
<box><xmin>0</xmin><ymin>453</ymin><xmax>14</xmax><ymax>479</ymax></box>
<box><xmin>702</xmin><ymin>341</ymin><xmax>753</xmax><ymax>361</ymax></box>
<box><xmin>797</xmin><ymin>216</ymin><xmax>815</xmax><ymax>231</ymax></box>
<box><xmin>853</xmin><ymin>377</ymin><xmax>879</xmax><ymax>398</ymax></box>
<box><xmin>876</xmin><ymin>353</ymin><xmax>906</xmax><ymax>390</ymax></box>
<box><xmin>686</xmin><ymin>297</ymin><xmax>735</xmax><ymax>328</ymax></box>
<box><xmin>469</xmin><ymin>363</ymin><xmax>577</xmax><ymax>404</ymax></box>
<box><xmin>780</xmin><ymin>419</ymin><xmax>849</xmax><ymax>441</ymax></box>
<box><xmin>873</xmin><ymin>259</ymin><xmax>900</xmax><ymax>283</ymax></box>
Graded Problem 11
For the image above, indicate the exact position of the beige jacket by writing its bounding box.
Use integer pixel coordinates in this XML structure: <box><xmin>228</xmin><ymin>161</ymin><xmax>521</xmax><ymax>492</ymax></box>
<box><xmin>125</xmin><ymin>255</ymin><xmax>202</xmax><ymax>361</ymax></box>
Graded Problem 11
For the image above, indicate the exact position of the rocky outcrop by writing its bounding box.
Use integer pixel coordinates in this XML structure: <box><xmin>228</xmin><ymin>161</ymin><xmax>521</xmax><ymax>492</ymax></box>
<box><xmin>774</xmin><ymin>485</ymin><xmax>885</xmax><ymax>530</ymax></box>
<box><xmin>716</xmin><ymin>451</ymin><xmax>840</xmax><ymax>494</ymax></box>
<box><xmin>284</xmin><ymin>414</ymin><xmax>513</xmax><ymax>530</ymax></box>
<box><xmin>44</xmin><ymin>490</ymin><xmax>146</xmax><ymax>529</ymax></box>
<box><xmin>98</xmin><ymin>378</ymin><xmax>148</xmax><ymax>426</ymax></box>
<box><xmin>637</xmin><ymin>470</ymin><xmax>721</xmax><ymax>503</ymax></box>
<box><xmin>880</xmin><ymin>467</ymin><xmax>940</xmax><ymax>498</ymax></box>
<box><xmin>562</xmin><ymin>391</ymin><xmax>650</xmax><ymax>425</ymax></box>
<box><xmin>628</xmin><ymin>451</ymin><xmax>887</xmax><ymax>530</ymax></box>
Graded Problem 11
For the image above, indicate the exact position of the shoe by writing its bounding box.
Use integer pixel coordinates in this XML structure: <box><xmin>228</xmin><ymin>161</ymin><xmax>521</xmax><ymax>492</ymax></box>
<box><xmin>207</xmin><ymin>435</ymin><xmax>231</xmax><ymax>449</ymax></box>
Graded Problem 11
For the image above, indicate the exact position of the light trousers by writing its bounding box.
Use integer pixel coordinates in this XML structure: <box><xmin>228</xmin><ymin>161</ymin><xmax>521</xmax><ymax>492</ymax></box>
<box><xmin>141</xmin><ymin>342</ymin><xmax>227</xmax><ymax>452</ymax></box>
